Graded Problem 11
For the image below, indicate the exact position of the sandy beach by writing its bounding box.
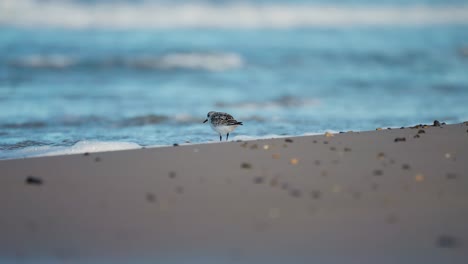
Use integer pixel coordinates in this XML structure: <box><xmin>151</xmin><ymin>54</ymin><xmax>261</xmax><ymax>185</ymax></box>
<box><xmin>0</xmin><ymin>122</ymin><xmax>467</xmax><ymax>263</ymax></box>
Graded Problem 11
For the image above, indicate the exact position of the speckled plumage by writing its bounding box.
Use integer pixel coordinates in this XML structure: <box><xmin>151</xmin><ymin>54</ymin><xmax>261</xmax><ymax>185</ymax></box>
<box><xmin>203</xmin><ymin>111</ymin><xmax>243</xmax><ymax>141</ymax></box>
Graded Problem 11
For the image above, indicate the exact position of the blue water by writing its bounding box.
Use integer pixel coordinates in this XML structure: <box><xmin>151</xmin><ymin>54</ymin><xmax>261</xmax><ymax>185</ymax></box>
<box><xmin>1</xmin><ymin>0</ymin><xmax>468</xmax><ymax>159</ymax></box>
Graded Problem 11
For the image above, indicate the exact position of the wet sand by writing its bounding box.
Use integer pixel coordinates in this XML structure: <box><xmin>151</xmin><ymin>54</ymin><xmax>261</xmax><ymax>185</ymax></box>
<box><xmin>0</xmin><ymin>123</ymin><xmax>467</xmax><ymax>263</ymax></box>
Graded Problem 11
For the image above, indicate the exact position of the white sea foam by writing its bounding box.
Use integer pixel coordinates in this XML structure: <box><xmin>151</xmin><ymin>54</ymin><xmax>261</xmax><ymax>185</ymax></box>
<box><xmin>12</xmin><ymin>55</ymin><xmax>76</xmax><ymax>69</ymax></box>
<box><xmin>1</xmin><ymin>0</ymin><xmax>468</xmax><ymax>29</ymax></box>
<box><xmin>11</xmin><ymin>52</ymin><xmax>243</xmax><ymax>72</ymax></box>
<box><xmin>2</xmin><ymin>140</ymin><xmax>141</xmax><ymax>159</ymax></box>
<box><xmin>158</xmin><ymin>52</ymin><xmax>243</xmax><ymax>71</ymax></box>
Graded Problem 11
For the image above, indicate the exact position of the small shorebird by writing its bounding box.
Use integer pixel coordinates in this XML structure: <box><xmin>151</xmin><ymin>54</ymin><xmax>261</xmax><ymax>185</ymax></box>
<box><xmin>203</xmin><ymin>111</ymin><xmax>243</xmax><ymax>141</ymax></box>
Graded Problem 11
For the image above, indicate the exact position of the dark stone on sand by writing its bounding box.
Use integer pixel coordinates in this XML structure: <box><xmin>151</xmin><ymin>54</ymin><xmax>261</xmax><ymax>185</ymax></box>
<box><xmin>168</xmin><ymin>171</ymin><xmax>176</xmax><ymax>178</ymax></box>
<box><xmin>400</xmin><ymin>127</ymin><xmax>405</xmax><ymax>129</ymax></box>
<box><xmin>418</xmin><ymin>129</ymin><xmax>425</xmax><ymax>134</ymax></box>
<box><xmin>241</xmin><ymin>162</ymin><xmax>252</xmax><ymax>169</ymax></box>
<box><xmin>433</xmin><ymin>120</ymin><xmax>441</xmax><ymax>127</ymax></box>
<box><xmin>312</xmin><ymin>140</ymin><xmax>317</xmax><ymax>143</ymax></box>
<box><xmin>373</xmin><ymin>170</ymin><xmax>383</xmax><ymax>176</ymax></box>
<box><xmin>344</xmin><ymin>147</ymin><xmax>352</xmax><ymax>152</ymax></box>
<box><xmin>83</xmin><ymin>152</ymin><xmax>90</xmax><ymax>156</ymax></box>
<box><xmin>323</xmin><ymin>141</ymin><xmax>329</xmax><ymax>144</ymax></box>
<box><xmin>173</xmin><ymin>143</ymin><xmax>179</xmax><ymax>147</ymax></box>
<box><xmin>394</xmin><ymin>137</ymin><xmax>406</xmax><ymax>142</ymax></box>
<box><xmin>145</xmin><ymin>193</ymin><xmax>156</xmax><ymax>203</ymax></box>
<box><xmin>310</xmin><ymin>190</ymin><xmax>321</xmax><ymax>199</ymax></box>
<box><xmin>402</xmin><ymin>164</ymin><xmax>411</xmax><ymax>170</ymax></box>
<box><xmin>25</xmin><ymin>176</ymin><xmax>43</xmax><ymax>185</ymax></box>
<box><xmin>175</xmin><ymin>186</ymin><xmax>184</xmax><ymax>194</ymax></box>
<box><xmin>285</xmin><ymin>138</ymin><xmax>293</xmax><ymax>143</ymax></box>
<box><xmin>253</xmin><ymin>177</ymin><xmax>264</xmax><ymax>184</ymax></box>
<box><xmin>436</xmin><ymin>235</ymin><xmax>460</xmax><ymax>248</ymax></box>
<box><xmin>446</xmin><ymin>173</ymin><xmax>457</xmax><ymax>180</ymax></box>
<box><xmin>414</xmin><ymin>134</ymin><xmax>420</xmax><ymax>138</ymax></box>
<box><xmin>289</xmin><ymin>188</ymin><xmax>302</xmax><ymax>198</ymax></box>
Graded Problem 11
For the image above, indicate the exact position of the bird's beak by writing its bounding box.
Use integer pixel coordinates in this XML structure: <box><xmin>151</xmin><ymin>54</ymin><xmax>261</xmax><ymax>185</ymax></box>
<box><xmin>203</xmin><ymin>119</ymin><xmax>208</xmax><ymax>123</ymax></box>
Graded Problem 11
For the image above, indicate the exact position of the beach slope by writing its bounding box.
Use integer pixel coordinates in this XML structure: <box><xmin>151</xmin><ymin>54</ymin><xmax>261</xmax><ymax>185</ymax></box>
<box><xmin>0</xmin><ymin>123</ymin><xmax>467</xmax><ymax>263</ymax></box>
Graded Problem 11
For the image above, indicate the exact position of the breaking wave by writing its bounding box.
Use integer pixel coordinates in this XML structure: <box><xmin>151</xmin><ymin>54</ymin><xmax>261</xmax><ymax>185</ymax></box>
<box><xmin>9</xmin><ymin>52</ymin><xmax>244</xmax><ymax>72</ymax></box>
<box><xmin>0</xmin><ymin>140</ymin><xmax>141</xmax><ymax>159</ymax></box>
<box><xmin>1</xmin><ymin>0</ymin><xmax>468</xmax><ymax>29</ymax></box>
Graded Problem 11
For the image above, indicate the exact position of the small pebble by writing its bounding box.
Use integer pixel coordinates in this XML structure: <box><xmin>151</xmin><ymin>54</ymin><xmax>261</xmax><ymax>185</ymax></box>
<box><xmin>446</xmin><ymin>173</ymin><xmax>457</xmax><ymax>180</ymax></box>
<box><xmin>344</xmin><ymin>147</ymin><xmax>352</xmax><ymax>152</ymax></box>
<box><xmin>25</xmin><ymin>176</ymin><xmax>43</xmax><ymax>185</ymax></box>
<box><xmin>402</xmin><ymin>164</ymin><xmax>411</xmax><ymax>170</ymax></box>
<box><xmin>168</xmin><ymin>171</ymin><xmax>176</xmax><ymax>179</ymax></box>
<box><xmin>173</xmin><ymin>143</ymin><xmax>179</xmax><ymax>147</ymax></box>
<box><xmin>146</xmin><ymin>193</ymin><xmax>156</xmax><ymax>203</ymax></box>
<box><xmin>289</xmin><ymin>188</ymin><xmax>302</xmax><ymax>198</ymax></box>
<box><xmin>175</xmin><ymin>186</ymin><xmax>184</xmax><ymax>194</ymax></box>
<box><xmin>312</xmin><ymin>140</ymin><xmax>318</xmax><ymax>143</ymax></box>
<box><xmin>241</xmin><ymin>162</ymin><xmax>252</xmax><ymax>169</ymax></box>
<box><xmin>290</xmin><ymin>158</ymin><xmax>299</xmax><ymax>165</ymax></box>
<box><xmin>377</xmin><ymin>152</ymin><xmax>385</xmax><ymax>160</ymax></box>
<box><xmin>253</xmin><ymin>177</ymin><xmax>264</xmax><ymax>184</ymax></box>
<box><xmin>285</xmin><ymin>138</ymin><xmax>293</xmax><ymax>143</ymax></box>
<box><xmin>418</xmin><ymin>129</ymin><xmax>425</xmax><ymax>134</ymax></box>
<box><xmin>436</xmin><ymin>235</ymin><xmax>460</xmax><ymax>248</ymax></box>
<box><xmin>83</xmin><ymin>152</ymin><xmax>90</xmax><ymax>156</ymax></box>
<box><xmin>414</xmin><ymin>134</ymin><xmax>420</xmax><ymax>138</ymax></box>
<box><xmin>373</xmin><ymin>169</ymin><xmax>383</xmax><ymax>176</ymax></box>
<box><xmin>352</xmin><ymin>191</ymin><xmax>362</xmax><ymax>200</ymax></box>
<box><xmin>433</xmin><ymin>120</ymin><xmax>441</xmax><ymax>127</ymax></box>
<box><xmin>415</xmin><ymin>173</ymin><xmax>425</xmax><ymax>182</ymax></box>
<box><xmin>394</xmin><ymin>137</ymin><xmax>406</xmax><ymax>142</ymax></box>
<box><xmin>270</xmin><ymin>177</ymin><xmax>279</xmax><ymax>187</ymax></box>
<box><xmin>332</xmin><ymin>185</ymin><xmax>342</xmax><ymax>193</ymax></box>
<box><xmin>310</xmin><ymin>190</ymin><xmax>321</xmax><ymax>199</ymax></box>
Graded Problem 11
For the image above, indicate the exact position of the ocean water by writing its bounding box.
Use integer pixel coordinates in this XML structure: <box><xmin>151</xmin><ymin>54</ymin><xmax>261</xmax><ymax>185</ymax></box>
<box><xmin>1</xmin><ymin>0</ymin><xmax>468</xmax><ymax>159</ymax></box>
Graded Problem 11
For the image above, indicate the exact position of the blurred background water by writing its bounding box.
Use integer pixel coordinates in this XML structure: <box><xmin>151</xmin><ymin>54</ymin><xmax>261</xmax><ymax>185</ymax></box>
<box><xmin>0</xmin><ymin>0</ymin><xmax>468</xmax><ymax>159</ymax></box>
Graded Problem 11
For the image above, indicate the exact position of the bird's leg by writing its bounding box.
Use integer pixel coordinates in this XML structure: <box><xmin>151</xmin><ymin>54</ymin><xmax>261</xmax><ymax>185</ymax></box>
<box><xmin>226</xmin><ymin>133</ymin><xmax>229</xmax><ymax>141</ymax></box>
<box><xmin>219</xmin><ymin>134</ymin><xmax>222</xmax><ymax>141</ymax></box>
